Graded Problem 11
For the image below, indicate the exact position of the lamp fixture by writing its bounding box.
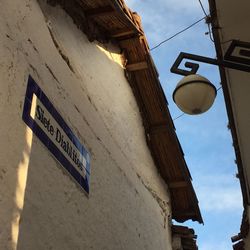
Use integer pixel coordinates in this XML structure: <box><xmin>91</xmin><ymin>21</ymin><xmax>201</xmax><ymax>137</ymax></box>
<box><xmin>171</xmin><ymin>40</ymin><xmax>250</xmax><ymax>115</ymax></box>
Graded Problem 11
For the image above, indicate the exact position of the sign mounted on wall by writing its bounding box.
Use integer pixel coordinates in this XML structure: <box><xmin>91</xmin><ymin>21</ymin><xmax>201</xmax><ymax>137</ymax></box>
<box><xmin>22</xmin><ymin>75</ymin><xmax>90</xmax><ymax>194</ymax></box>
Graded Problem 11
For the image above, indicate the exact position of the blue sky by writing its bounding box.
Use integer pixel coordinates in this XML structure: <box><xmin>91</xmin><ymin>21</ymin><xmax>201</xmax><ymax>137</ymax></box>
<box><xmin>126</xmin><ymin>0</ymin><xmax>243</xmax><ymax>249</ymax></box>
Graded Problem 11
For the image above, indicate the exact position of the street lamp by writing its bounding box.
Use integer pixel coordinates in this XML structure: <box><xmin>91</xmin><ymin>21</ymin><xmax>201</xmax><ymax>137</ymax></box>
<box><xmin>171</xmin><ymin>40</ymin><xmax>250</xmax><ymax>115</ymax></box>
<box><xmin>173</xmin><ymin>74</ymin><xmax>216</xmax><ymax>115</ymax></box>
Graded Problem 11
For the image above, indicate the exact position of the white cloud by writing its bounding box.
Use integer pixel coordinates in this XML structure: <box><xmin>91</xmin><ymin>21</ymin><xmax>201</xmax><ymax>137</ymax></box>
<box><xmin>125</xmin><ymin>0</ymin><xmax>209</xmax><ymax>46</ymax></box>
<box><xmin>126</xmin><ymin>0</ymin><xmax>207</xmax><ymax>14</ymax></box>
<box><xmin>194</xmin><ymin>174</ymin><xmax>243</xmax><ymax>212</ymax></box>
<box><xmin>198</xmin><ymin>186</ymin><xmax>242</xmax><ymax>212</ymax></box>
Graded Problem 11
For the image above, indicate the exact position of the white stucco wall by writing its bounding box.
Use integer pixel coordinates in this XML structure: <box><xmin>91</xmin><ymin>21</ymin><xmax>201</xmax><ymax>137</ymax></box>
<box><xmin>0</xmin><ymin>0</ymin><xmax>172</xmax><ymax>249</ymax></box>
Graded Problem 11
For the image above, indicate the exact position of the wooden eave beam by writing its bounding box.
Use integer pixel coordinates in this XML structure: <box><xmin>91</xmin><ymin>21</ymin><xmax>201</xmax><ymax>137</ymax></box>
<box><xmin>85</xmin><ymin>6</ymin><xmax>115</xmax><ymax>18</ymax></box>
<box><xmin>233</xmin><ymin>240</ymin><xmax>245</xmax><ymax>250</ymax></box>
<box><xmin>173</xmin><ymin>211</ymin><xmax>197</xmax><ymax>219</ymax></box>
<box><xmin>148</xmin><ymin>122</ymin><xmax>168</xmax><ymax>134</ymax></box>
<box><xmin>232</xmin><ymin>233</ymin><xmax>242</xmax><ymax>243</ymax></box>
<box><xmin>169</xmin><ymin>181</ymin><xmax>188</xmax><ymax>189</ymax></box>
<box><xmin>108</xmin><ymin>0</ymin><xmax>142</xmax><ymax>35</ymax></box>
<box><xmin>179</xmin><ymin>234</ymin><xmax>197</xmax><ymax>240</ymax></box>
<box><xmin>126</xmin><ymin>61</ymin><xmax>148</xmax><ymax>71</ymax></box>
<box><xmin>182</xmin><ymin>243</ymin><xmax>197</xmax><ymax>250</ymax></box>
<box><xmin>111</xmin><ymin>29</ymin><xmax>136</xmax><ymax>38</ymax></box>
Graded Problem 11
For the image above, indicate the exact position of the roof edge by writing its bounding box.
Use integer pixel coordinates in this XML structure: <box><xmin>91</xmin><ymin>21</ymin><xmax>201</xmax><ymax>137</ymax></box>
<box><xmin>45</xmin><ymin>0</ymin><xmax>203</xmax><ymax>224</ymax></box>
<box><xmin>208</xmin><ymin>0</ymin><xmax>249</xmax><ymax>206</ymax></box>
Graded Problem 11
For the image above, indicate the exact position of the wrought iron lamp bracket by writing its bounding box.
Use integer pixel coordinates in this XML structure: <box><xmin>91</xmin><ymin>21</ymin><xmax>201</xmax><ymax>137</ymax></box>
<box><xmin>170</xmin><ymin>40</ymin><xmax>250</xmax><ymax>76</ymax></box>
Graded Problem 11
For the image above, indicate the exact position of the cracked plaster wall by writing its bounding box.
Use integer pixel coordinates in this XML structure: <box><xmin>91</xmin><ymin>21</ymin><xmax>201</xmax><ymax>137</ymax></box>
<box><xmin>0</xmin><ymin>0</ymin><xmax>172</xmax><ymax>249</ymax></box>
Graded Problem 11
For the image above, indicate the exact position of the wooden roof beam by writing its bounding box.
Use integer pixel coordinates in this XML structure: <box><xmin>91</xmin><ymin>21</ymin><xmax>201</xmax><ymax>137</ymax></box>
<box><xmin>111</xmin><ymin>29</ymin><xmax>136</xmax><ymax>38</ymax></box>
<box><xmin>85</xmin><ymin>6</ymin><xmax>115</xmax><ymax>18</ymax></box>
<box><xmin>233</xmin><ymin>240</ymin><xmax>245</xmax><ymax>250</ymax></box>
<box><xmin>126</xmin><ymin>61</ymin><xmax>148</xmax><ymax>71</ymax></box>
<box><xmin>148</xmin><ymin>122</ymin><xmax>171</xmax><ymax>135</ymax></box>
<box><xmin>173</xmin><ymin>211</ymin><xmax>197</xmax><ymax>219</ymax></box>
<box><xmin>169</xmin><ymin>181</ymin><xmax>188</xmax><ymax>189</ymax></box>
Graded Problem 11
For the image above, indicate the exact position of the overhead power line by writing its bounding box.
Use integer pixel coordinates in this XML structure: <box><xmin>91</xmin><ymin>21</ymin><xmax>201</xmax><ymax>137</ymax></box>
<box><xmin>150</xmin><ymin>16</ymin><xmax>206</xmax><ymax>51</ymax></box>
<box><xmin>198</xmin><ymin>0</ymin><xmax>208</xmax><ymax>17</ymax></box>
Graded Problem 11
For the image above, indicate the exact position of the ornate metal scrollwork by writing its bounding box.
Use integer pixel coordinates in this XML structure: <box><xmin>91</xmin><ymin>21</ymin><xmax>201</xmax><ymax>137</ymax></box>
<box><xmin>224</xmin><ymin>40</ymin><xmax>250</xmax><ymax>66</ymax></box>
<box><xmin>171</xmin><ymin>40</ymin><xmax>250</xmax><ymax>76</ymax></box>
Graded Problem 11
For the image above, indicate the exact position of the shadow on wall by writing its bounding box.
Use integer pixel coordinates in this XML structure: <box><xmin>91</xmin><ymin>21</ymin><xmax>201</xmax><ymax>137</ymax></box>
<box><xmin>0</xmin><ymin>69</ymin><xmax>33</xmax><ymax>249</ymax></box>
<box><xmin>0</xmin><ymin>13</ymin><xmax>35</xmax><ymax>248</ymax></box>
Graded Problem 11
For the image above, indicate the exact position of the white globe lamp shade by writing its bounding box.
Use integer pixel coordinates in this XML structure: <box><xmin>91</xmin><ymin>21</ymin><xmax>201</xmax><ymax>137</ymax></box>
<box><xmin>173</xmin><ymin>74</ymin><xmax>217</xmax><ymax>115</ymax></box>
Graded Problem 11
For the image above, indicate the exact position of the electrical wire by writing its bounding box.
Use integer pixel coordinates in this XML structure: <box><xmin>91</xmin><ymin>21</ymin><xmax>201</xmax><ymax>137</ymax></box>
<box><xmin>149</xmin><ymin>1</ymin><xmax>211</xmax><ymax>51</ymax></box>
<box><xmin>198</xmin><ymin>0</ymin><xmax>208</xmax><ymax>17</ymax></box>
<box><xmin>197</xmin><ymin>0</ymin><xmax>215</xmax><ymax>44</ymax></box>
<box><xmin>173</xmin><ymin>112</ymin><xmax>185</xmax><ymax>121</ymax></box>
<box><xmin>217</xmin><ymin>86</ymin><xmax>222</xmax><ymax>91</ymax></box>
<box><xmin>149</xmin><ymin>1</ymin><xmax>210</xmax><ymax>51</ymax></box>
<box><xmin>150</xmin><ymin>16</ymin><xmax>206</xmax><ymax>51</ymax></box>
<box><xmin>207</xmin><ymin>23</ymin><xmax>214</xmax><ymax>43</ymax></box>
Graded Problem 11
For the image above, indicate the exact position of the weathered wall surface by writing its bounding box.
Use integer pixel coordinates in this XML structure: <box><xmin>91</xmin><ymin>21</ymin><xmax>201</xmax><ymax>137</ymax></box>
<box><xmin>243</xmin><ymin>206</ymin><xmax>250</xmax><ymax>248</ymax></box>
<box><xmin>0</xmin><ymin>0</ymin><xmax>172</xmax><ymax>249</ymax></box>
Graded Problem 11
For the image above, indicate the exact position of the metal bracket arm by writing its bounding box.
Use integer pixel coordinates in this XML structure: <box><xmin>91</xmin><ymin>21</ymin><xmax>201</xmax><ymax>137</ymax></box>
<box><xmin>171</xmin><ymin>40</ymin><xmax>250</xmax><ymax>76</ymax></box>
